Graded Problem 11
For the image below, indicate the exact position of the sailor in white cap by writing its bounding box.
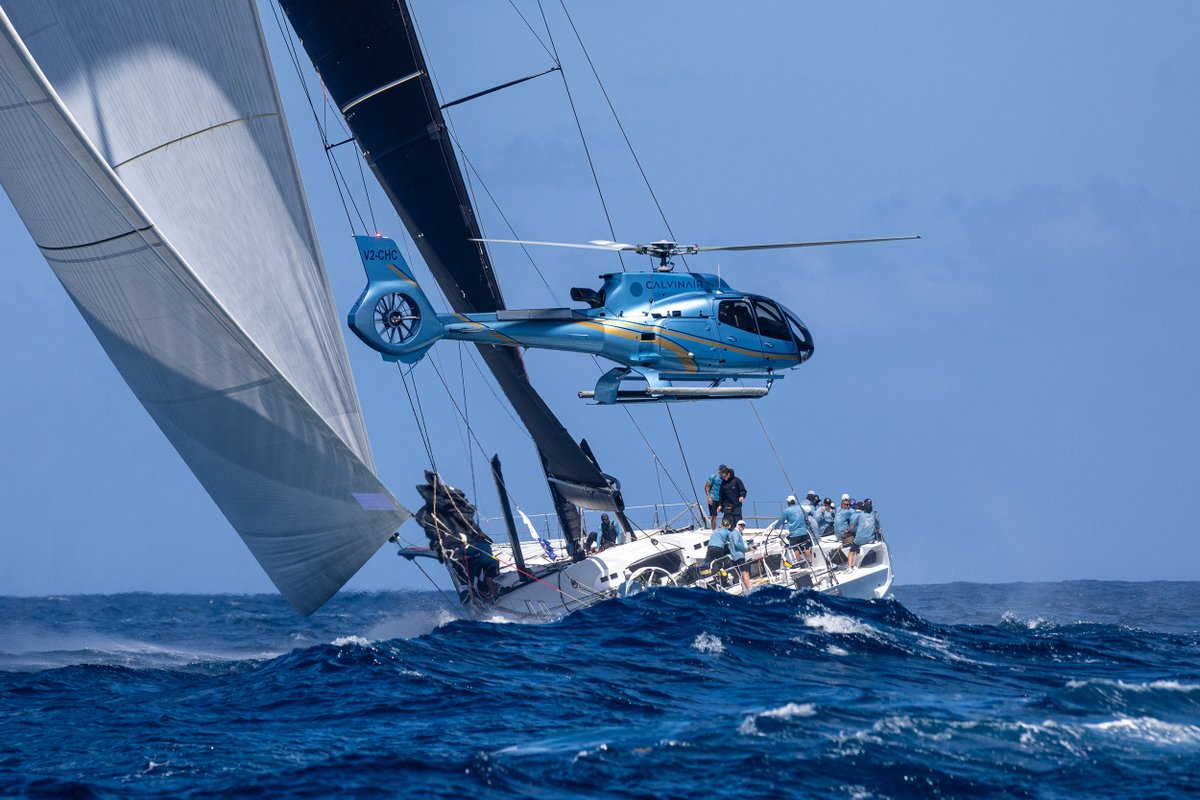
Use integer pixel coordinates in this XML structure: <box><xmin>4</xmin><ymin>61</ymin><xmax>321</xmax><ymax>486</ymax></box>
<box><xmin>772</xmin><ymin>493</ymin><xmax>811</xmax><ymax>563</ymax></box>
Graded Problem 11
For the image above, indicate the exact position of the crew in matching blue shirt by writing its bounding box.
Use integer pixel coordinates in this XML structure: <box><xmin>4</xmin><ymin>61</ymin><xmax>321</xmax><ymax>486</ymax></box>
<box><xmin>815</xmin><ymin>498</ymin><xmax>836</xmax><ymax>537</ymax></box>
<box><xmin>704</xmin><ymin>465</ymin><xmax>727</xmax><ymax>531</ymax></box>
<box><xmin>705</xmin><ymin>520</ymin><xmax>752</xmax><ymax>590</ymax></box>
<box><xmin>773</xmin><ymin>495</ymin><xmax>812</xmax><ymax>563</ymax></box>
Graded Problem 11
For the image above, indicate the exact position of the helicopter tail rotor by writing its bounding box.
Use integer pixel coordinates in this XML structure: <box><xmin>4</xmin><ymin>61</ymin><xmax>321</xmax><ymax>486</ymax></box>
<box><xmin>347</xmin><ymin>236</ymin><xmax>445</xmax><ymax>364</ymax></box>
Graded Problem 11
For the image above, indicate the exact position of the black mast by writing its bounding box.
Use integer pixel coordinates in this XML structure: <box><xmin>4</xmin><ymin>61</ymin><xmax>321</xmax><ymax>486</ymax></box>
<box><xmin>279</xmin><ymin>0</ymin><xmax>624</xmax><ymax>554</ymax></box>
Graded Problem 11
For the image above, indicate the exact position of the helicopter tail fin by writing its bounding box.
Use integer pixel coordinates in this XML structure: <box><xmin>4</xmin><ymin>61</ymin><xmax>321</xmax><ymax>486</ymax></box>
<box><xmin>347</xmin><ymin>236</ymin><xmax>445</xmax><ymax>363</ymax></box>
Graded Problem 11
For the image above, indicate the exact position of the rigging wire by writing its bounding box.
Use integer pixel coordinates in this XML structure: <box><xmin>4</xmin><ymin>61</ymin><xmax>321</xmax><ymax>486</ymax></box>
<box><xmin>459</xmin><ymin>345</ymin><xmax>479</xmax><ymax>506</ymax></box>
<box><xmin>427</xmin><ymin>346</ymin><xmax>473</xmax><ymax>469</ymax></box>
<box><xmin>535</xmin><ymin>0</ymin><xmax>627</xmax><ymax>272</ymax></box>
<box><xmin>407</xmin><ymin>8</ymin><xmax>497</xmax><ymax>294</ymax></box>
<box><xmin>444</xmin><ymin>127</ymin><xmax>557</xmax><ymax>302</ymax></box>
<box><xmin>749</xmin><ymin>401</ymin><xmax>796</xmax><ymax>496</ymax></box>
<box><xmin>267</xmin><ymin>0</ymin><xmax>370</xmax><ymax>236</ymax></box>
<box><xmin>652</xmin><ymin>452</ymin><xmax>667</xmax><ymax>524</ymax></box>
<box><xmin>614</xmin><ymin>398</ymin><xmax>695</xmax><ymax>513</ymax></box>
<box><xmin>410</xmin><ymin>556</ymin><xmax>459</xmax><ymax>609</ymax></box>
<box><xmin>554</xmin><ymin>0</ymin><xmax>692</xmax><ymax>274</ymax></box>
<box><xmin>506</xmin><ymin>0</ymin><xmax>557</xmax><ymax>61</ymax></box>
<box><xmin>395</xmin><ymin>363</ymin><xmax>437</xmax><ymax>471</ymax></box>
<box><xmin>664</xmin><ymin>404</ymin><xmax>706</xmax><ymax>527</ymax></box>
<box><xmin>425</xmin><ymin>356</ymin><xmax>534</xmax><ymax>514</ymax></box>
<box><xmin>464</xmin><ymin>348</ymin><xmax>530</xmax><ymax>433</ymax></box>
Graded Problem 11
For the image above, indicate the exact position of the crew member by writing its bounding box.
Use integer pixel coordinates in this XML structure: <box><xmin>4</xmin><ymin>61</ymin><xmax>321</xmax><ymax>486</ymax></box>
<box><xmin>731</xmin><ymin>520</ymin><xmax>753</xmax><ymax>591</ymax></box>
<box><xmin>466</xmin><ymin>530</ymin><xmax>499</xmax><ymax>598</ymax></box>
<box><xmin>772</xmin><ymin>494</ymin><xmax>812</xmax><ymax>564</ymax></box>
<box><xmin>704</xmin><ymin>521</ymin><xmax>756</xmax><ymax>592</ymax></box>
<box><xmin>704</xmin><ymin>465</ymin><xmax>726</xmax><ymax>530</ymax></box>
<box><xmin>599</xmin><ymin>513</ymin><xmax>621</xmax><ymax>549</ymax></box>
<box><xmin>716</xmin><ymin>466</ymin><xmax>747</xmax><ymax>529</ymax></box>
<box><xmin>835</xmin><ymin>493</ymin><xmax>860</xmax><ymax>570</ymax></box>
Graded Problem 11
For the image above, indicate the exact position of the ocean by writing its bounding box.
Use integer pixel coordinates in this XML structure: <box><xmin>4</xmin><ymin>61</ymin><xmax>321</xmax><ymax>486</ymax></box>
<box><xmin>1</xmin><ymin>582</ymin><xmax>1197</xmax><ymax>798</ymax></box>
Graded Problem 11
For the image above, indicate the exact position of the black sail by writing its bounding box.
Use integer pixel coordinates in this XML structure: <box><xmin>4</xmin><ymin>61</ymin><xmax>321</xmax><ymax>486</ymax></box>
<box><xmin>278</xmin><ymin>0</ymin><xmax>624</xmax><ymax>548</ymax></box>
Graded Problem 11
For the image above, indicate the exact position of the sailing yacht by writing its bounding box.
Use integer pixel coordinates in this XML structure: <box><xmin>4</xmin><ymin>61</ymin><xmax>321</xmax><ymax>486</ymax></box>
<box><xmin>0</xmin><ymin>0</ymin><xmax>893</xmax><ymax>618</ymax></box>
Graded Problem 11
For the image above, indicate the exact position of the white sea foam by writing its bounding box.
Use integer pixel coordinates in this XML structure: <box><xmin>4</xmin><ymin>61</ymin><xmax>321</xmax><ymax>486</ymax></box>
<box><xmin>363</xmin><ymin>607</ymin><xmax>460</xmax><ymax>640</ymax></box>
<box><xmin>761</xmin><ymin>702</ymin><xmax>817</xmax><ymax>720</ymax></box>
<box><xmin>1085</xmin><ymin>716</ymin><xmax>1200</xmax><ymax>746</ymax></box>
<box><xmin>738</xmin><ymin>702</ymin><xmax>816</xmax><ymax>735</ymax></box>
<box><xmin>913</xmin><ymin>632</ymin><xmax>978</xmax><ymax>665</ymax></box>
<box><xmin>801</xmin><ymin>612</ymin><xmax>874</xmax><ymax>636</ymax></box>
<box><xmin>0</xmin><ymin>628</ymin><xmax>280</xmax><ymax>671</ymax></box>
<box><xmin>331</xmin><ymin>635</ymin><xmax>372</xmax><ymax>648</ymax></box>
<box><xmin>1066</xmin><ymin>678</ymin><xmax>1200</xmax><ymax>693</ymax></box>
<box><xmin>691</xmin><ymin>632</ymin><xmax>724</xmax><ymax>654</ymax></box>
<box><xmin>1002</xmin><ymin>610</ymin><xmax>1053</xmax><ymax>630</ymax></box>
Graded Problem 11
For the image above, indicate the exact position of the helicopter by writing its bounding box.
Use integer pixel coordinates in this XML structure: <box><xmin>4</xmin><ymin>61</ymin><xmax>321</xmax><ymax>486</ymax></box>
<box><xmin>347</xmin><ymin>234</ymin><xmax>917</xmax><ymax>404</ymax></box>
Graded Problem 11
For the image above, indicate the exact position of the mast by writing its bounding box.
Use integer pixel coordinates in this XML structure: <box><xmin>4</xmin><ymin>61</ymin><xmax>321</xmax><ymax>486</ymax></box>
<box><xmin>278</xmin><ymin>0</ymin><xmax>625</xmax><ymax>553</ymax></box>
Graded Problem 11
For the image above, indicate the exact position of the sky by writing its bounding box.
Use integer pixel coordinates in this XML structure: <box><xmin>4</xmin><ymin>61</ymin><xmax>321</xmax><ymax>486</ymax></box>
<box><xmin>2</xmin><ymin>1</ymin><xmax>1198</xmax><ymax>599</ymax></box>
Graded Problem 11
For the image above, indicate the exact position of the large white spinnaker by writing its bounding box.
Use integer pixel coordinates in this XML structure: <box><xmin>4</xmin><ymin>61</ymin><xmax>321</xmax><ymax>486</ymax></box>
<box><xmin>0</xmin><ymin>1</ymin><xmax>407</xmax><ymax>614</ymax></box>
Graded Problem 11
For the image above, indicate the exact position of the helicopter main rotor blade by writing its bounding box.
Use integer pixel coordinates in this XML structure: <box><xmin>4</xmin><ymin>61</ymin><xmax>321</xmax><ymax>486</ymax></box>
<box><xmin>471</xmin><ymin>238</ymin><xmax>639</xmax><ymax>252</ymax></box>
<box><xmin>692</xmin><ymin>235</ymin><xmax>920</xmax><ymax>253</ymax></box>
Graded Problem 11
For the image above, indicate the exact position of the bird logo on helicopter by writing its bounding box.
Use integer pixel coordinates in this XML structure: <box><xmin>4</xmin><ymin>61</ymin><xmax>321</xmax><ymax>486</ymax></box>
<box><xmin>347</xmin><ymin>234</ymin><xmax>917</xmax><ymax>404</ymax></box>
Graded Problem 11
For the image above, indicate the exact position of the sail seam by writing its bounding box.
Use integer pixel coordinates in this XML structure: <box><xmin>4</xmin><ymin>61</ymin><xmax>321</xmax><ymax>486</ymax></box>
<box><xmin>36</xmin><ymin>225</ymin><xmax>154</xmax><ymax>252</ymax></box>
<box><xmin>110</xmin><ymin>113</ymin><xmax>279</xmax><ymax>169</ymax></box>
<box><xmin>138</xmin><ymin>377</ymin><xmax>275</xmax><ymax>405</ymax></box>
<box><xmin>340</xmin><ymin>70</ymin><xmax>425</xmax><ymax>114</ymax></box>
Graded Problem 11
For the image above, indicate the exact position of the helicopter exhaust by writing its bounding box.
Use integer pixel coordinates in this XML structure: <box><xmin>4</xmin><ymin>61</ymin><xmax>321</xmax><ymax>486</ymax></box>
<box><xmin>347</xmin><ymin>235</ymin><xmax>445</xmax><ymax>363</ymax></box>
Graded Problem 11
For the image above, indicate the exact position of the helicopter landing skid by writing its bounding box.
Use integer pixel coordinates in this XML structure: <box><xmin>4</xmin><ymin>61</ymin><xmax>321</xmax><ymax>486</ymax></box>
<box><xmin>580</xmin><ymin>367</ymin><xmax>773</xmax><ymax>404</ymax></box>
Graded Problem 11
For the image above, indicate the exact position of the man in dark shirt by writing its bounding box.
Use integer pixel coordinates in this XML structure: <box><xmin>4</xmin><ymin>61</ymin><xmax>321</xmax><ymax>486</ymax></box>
<box><xmin>716</xmin><ymin>466</ymin><xmax>747</xmax><ymax>529</ymax></box>
<box><xmin>599</xmin><ymin>513</ymin><xmax>621</xmax><ymax>549</ymax></box>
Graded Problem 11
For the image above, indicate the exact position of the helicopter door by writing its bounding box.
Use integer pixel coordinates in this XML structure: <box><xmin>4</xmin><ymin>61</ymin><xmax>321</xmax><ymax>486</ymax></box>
<box><xmin>715</xmin><ymin>299</ymin><xmax>763</xmax><ymax>364</ymax></box>
<box><xmin>751</xmin><ymin>299</ymin><xmax>799</xmax><ymax>364</ymax></box>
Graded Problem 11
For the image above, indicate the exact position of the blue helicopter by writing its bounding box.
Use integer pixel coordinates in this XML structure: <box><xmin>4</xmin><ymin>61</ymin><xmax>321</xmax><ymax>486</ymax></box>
<box><xmin>347</xmin><ymin>234</ymin><xmax>917</xmax><ymax>404</ymax></box>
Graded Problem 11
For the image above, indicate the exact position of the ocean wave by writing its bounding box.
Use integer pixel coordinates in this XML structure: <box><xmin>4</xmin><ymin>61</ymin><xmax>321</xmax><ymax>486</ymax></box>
<box><xmin>4</xmin><ymin>584</ymin><xmax>1200</xmax><ymax>798</ymax></box>
<box><xmin>1084</xmin><ymin>716</ymin><xmax>1200</xmax><ymax>747</ymax></box>
<box><xmin>1066</xmin><ymin>678</ymin><xmax>1200</xmax><ymax>693</ymax></box>
<box><xmin>739</xmin><ymin>702</ymin><xmax>817</xmax><ymax>735</ymax></box>
<box><xmin>801</xmin><ymin>612</ymin><xmax>878</xmax><ymax>636</ymax></box>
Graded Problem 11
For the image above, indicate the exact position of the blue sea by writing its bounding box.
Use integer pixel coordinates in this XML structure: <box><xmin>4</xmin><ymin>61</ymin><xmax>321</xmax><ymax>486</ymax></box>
<box><xmin>1</xmin><ymin>582</ymin><xmax>1197</xmax><ymax>798</ymax></box>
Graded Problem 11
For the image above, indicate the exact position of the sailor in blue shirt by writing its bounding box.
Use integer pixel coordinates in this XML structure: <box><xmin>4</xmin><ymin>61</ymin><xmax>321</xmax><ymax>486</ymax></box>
<box><xmin>772</xmin><ymin>495</ymin><xmax>812</xmax><ymax>563</ymax></box>
<box><xmin>815</xmin><ymin>497</ymin><xmax>836</xmax><ymax>538</ymax></box>
<box><xmin>834</xmin><ymin>493</ymin><xmax>862</xmax><ymax>570</ymax></box>
<box><xmin>704</xmin><ymin>464</ymin><xmax>726</xmax><ymax>531</ymax></box>
<box><xmin>834</xmin><ymin>494</ymin><xmax>856</xmax><ymax>538</ymax></box>
<box><xmin>855</xmin><ymin>498</ymin><xmax>881</xmax><ymax>548</ymax></box>
<box><xmin>599</xmin><ymin>513</ymin><xmax>621</xmax><ymax>549</ymax></box>
<box><xmin>705</xmin><ymin>520</ymin><xmax>752</xmax><ymax>590</ymax></box>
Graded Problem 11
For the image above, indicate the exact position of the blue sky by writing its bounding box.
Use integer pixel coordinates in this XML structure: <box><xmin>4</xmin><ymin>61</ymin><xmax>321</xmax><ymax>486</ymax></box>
<box><xmin>2</xmin><ymin>1</ymin><xmax>1198</xmax><ymax>597</ymax></box>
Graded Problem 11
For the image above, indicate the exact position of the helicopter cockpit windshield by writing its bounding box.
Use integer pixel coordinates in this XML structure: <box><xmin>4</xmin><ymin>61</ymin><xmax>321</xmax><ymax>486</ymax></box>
<box><xmin>780</xmin><ymin>305</ymin><xmax>815</xmax><ymax>362</ymax></box>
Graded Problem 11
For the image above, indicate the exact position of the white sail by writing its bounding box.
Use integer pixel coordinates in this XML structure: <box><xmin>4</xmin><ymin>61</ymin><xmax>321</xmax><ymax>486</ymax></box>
<box><xmin>0</xmin><ymin>1</ymin><xmax>407</xmax><ymax>614</ymax></box>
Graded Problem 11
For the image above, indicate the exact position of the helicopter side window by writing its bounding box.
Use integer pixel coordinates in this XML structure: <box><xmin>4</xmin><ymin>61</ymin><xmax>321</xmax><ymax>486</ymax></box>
<box><xmin>752</xmin><ymin>300</ymin><xmax>790</xmax><ymax>341</ymax></box>
<box><xmin>718</xmin><ymin>300</ymin><xmax>758</xmax><ymax>334</ymax></box>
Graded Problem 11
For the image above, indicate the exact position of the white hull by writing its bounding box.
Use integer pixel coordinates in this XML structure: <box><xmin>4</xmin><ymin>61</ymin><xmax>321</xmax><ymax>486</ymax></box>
<box><xmin>453</xmin><ymin>526</ymin><xmax>893</xmax><ymax>621</ymax></box>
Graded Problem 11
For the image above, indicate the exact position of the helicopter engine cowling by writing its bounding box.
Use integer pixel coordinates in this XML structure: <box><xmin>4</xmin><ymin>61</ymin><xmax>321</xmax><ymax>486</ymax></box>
<box><xmin>347</xmin><ymin>236</ymin><xmax>445</xmax><ymax>364</ymax></box>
